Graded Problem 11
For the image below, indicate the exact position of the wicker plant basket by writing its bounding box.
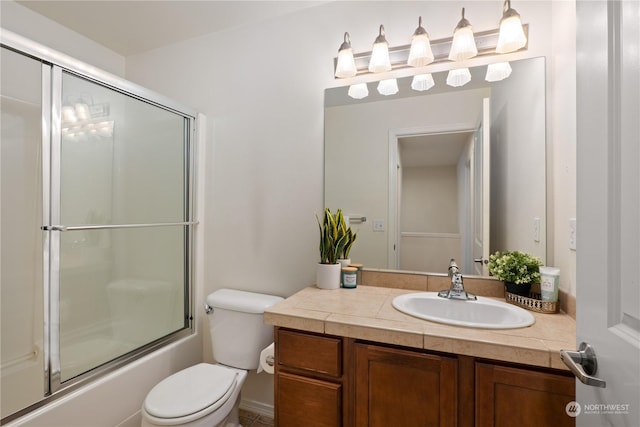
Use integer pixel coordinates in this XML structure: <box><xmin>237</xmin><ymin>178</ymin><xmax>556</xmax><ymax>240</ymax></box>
<box><xmin>504</xmin><ymin>289</ymin><xmax>558</xmax><ymax>314</ymax></box>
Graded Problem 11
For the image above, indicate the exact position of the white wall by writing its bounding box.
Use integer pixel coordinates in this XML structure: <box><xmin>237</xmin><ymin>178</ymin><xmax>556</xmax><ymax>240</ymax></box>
<box><xmin>490</xmin><ymin>57</ymin><xmax>547</xmax><ymax>260</ymax></box>
<box><xmin>550</xmin><ymin>0</ymin><xmax>577</xmax><ymax>297</ymax></box>
<box><xmin>399</xmin><ymin>165</ymin><xmax>460</xmax><ymax>272</ymax></box>
<box><xmin>401</xmin><ymin>166</ymin><xmax>459</xmax><ymax>233</ymax></box>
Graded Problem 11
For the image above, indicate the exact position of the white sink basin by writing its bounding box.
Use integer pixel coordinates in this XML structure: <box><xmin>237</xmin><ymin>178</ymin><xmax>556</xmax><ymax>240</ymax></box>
<box><xmin>392</xmin><ymin>292</ymin><xmax>535</xmax><ymax>329</ymax></box>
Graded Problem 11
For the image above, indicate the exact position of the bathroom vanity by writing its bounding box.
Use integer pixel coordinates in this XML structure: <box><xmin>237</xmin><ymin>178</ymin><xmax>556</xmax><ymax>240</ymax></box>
<box><xmin>265</xmin><ymin>284</ymin><xmax>576</xmax><ymax>427</ymax></box>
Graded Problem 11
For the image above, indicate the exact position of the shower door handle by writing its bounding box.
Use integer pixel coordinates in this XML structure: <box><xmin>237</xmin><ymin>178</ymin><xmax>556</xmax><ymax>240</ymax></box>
<box><xmin>42</xmin><ymin>221</ymin><xmax>198</xmax><ymax>231</ymax></box>
<box><xmin>42</xmin><ymin>225</ymin><xmax>68</xmax><ymax>231</ymax></box>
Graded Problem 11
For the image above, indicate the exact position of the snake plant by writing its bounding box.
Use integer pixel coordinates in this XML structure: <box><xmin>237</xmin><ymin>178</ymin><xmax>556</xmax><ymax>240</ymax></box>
<box><xmin>335</xmin><ymin>209</ymin><xmax>357</xmax><ymax>259</ymax></box>
<box><xmin>316</xmin><ymin>208</ymin><xmax>351</xmax><ymax>264</ymax></box>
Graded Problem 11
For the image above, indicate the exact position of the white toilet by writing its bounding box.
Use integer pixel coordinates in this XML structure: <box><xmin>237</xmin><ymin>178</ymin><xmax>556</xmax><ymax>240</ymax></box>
<box><xmin>141</xmin><ymin>289</ymin><xmax>283</xmax><ymax>427</ymax></box>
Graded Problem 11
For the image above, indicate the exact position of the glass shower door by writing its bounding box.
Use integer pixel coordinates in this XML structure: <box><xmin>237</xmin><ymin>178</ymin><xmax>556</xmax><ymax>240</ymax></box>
<box><xmin>52</xmin><ymin>71</ymin><xmax>190</xmax><ymax>384</ymax></box>
<box><xmin>0</xmin><ymin>46</ymin><xmax>46</xmax><ymax>419</ymax></box>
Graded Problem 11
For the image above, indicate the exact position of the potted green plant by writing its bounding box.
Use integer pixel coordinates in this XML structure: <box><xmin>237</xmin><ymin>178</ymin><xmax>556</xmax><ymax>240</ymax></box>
<box><xmin>315</xmin><ymin>208</ymin><xmax>349</xmax><ymax>289</ymax></box>
<box><xmin>335</xmin><ymin>210</ymin><xmax>358</xmax><ymax>268</ymax></box>
<box><xmin>487</xmin><ymin>250</ymin><xmax>543</xmax><ymax>297</ymax></box>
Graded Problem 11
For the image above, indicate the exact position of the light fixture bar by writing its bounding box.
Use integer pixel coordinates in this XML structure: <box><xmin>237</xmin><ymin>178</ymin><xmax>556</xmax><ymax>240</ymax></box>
<box><xmin>333</xmin><ymin>24</ymin><xmax>528</xmax><ymax>79</ymax></box>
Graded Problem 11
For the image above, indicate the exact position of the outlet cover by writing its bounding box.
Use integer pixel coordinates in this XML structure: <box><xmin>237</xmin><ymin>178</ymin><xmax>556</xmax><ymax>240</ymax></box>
<box><xmin>373</xmin><ymin>219</ymin><xmax>385</xmax><ymax>232</ymax></box>
<box><xmin>569</xmin><ymin>218</ymin><xmax>577</xmax><ymax>250</ymax></box>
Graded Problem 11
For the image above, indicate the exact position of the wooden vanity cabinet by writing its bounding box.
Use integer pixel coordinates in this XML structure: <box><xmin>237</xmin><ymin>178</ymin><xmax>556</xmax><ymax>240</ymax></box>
<box><xmin>274</xmin><ymin>328</ymin><xmax>350</xmax><ymax>427</ymax></box>
<box><xmin>354</xmin><ymin>343</ymin><xmax>458</xmax><ymax>427</ymax></box>
<box><xmin>475</xmin><ymin>362</ymin><xmax>576</xmax><ymax>427</ymax></box>
<box><xmin>274</xmin><ymin>327</ymin><xmax>575</xmax><ymax>427</ymax></box>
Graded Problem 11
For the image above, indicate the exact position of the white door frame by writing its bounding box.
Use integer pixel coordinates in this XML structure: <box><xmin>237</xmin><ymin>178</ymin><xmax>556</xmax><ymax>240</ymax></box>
<box><xmin>388</xmin><ymin>122</ymin><xmax>476</xmax><ymax>270</ymax></box>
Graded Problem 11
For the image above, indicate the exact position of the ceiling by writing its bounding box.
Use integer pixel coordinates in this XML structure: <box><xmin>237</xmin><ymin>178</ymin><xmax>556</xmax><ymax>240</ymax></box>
<box><xmin>16</xmin><ymin>1</ymin><xmax>326</xmax><ymax>56</ymax></box>
<box><xmin>399</xmin><ymin>132</ymin><xmax>471</xmax><ymax>168</ymax></box>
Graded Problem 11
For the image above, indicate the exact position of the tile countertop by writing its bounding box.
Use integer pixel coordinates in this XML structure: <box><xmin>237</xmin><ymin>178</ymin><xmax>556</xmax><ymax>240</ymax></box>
<box><xmin>264</xmin><ymin>285</ymin><xmax>576</xmax><ymax>371</ymax></box>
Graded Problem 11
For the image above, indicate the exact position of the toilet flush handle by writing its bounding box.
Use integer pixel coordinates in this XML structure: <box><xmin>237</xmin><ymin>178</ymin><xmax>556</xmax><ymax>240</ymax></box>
<box><xmin>204</xmin><ymin>303</ymin><xmax>213</xmax><ymax>314</ymax></box>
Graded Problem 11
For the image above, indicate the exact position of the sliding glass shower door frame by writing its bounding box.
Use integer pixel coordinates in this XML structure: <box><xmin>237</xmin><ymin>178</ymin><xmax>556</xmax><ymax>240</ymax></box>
<box><xmin>1</xmin><ymin>29</ymin><xmax>199</xmax><ymax>416</ymax></box>
<box><xmin>44</xmin><ymin>74</ymin><xmax>197</xmax><ymax>395</ymax></box>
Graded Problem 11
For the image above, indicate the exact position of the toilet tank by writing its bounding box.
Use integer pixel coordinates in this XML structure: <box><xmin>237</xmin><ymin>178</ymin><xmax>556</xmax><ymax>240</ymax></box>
<box><xmin>206</xmin><ymin>289</ymin><xmax>283</xmax><ymax>370</ymax></box>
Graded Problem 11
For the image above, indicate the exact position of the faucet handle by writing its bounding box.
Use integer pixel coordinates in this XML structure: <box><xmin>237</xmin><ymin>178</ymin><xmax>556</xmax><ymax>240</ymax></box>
<box><xmin>448</xmin><ymin>258</ymin><xmax>460</xmax><ymax>276</ymax></box>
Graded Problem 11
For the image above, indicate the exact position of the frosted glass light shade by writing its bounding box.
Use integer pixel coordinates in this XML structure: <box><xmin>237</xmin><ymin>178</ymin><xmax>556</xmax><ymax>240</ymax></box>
<box><xmin>408</xmin><ymin>34</ymin><xmax>434</xmax><ymax>67</ymax></box>
<box><xmin>485</xmin><ymin>62</ymin><xmax>512</xmax><ymax>82</ymax></box>
<box><xmin>408</xmin><ymin>17</ymin><xmax>434</xmax><ymax>67</ymax></box>
<box><xmin>446</xmin><ymin>68</ymin><xmax>471</xmax><ymax>87</ymax></box>
<box><xmin>369</xmin><ymin>42</ymin><xmax>391</xmax><ymax>73</ymax></box>
<box><xmin>449</xmin><ymin>26</ymin><xmax>477</xmax><ymax>61</ymax></box>
<box><xmin>335</xmin><ymin>48</ymin><xmax>357</xmax><ymax>78</ymax></box>
<box><xmin>377</xmin><ymin>78</ymin><xmax>399</xmax><ymax>96</ymax></box>
<box><xmin>348</xmin><ymin>83</ymin><xmax>369</xmax><ymax>99</ymax></box>
<box><xmin>448</xmin><ymin>8</ymin><xmax>477</xmax><ymax>61</ymax></box>
<box><xmin>335</xmin><ymin>32</ymin><xmax>357</xmax><ymax>78</ymax></box>
<box><xmin>368</xmin><ymin>25</ymin><xmax>391</xmax><ymax>73</ymax></box>
<box><xmin>496</xmin><ymin>14</ymin><xmax>527</xmax><ymax>53</ymax></box>
<box><xmin>411</xmin><ymin>74</ymin><xmax>435</xmax><ymax>91</ymax></box>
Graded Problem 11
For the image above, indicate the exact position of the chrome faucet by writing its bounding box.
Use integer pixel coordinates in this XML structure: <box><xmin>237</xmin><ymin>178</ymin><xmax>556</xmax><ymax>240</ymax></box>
<box><xmin>438</xmin><ymin>259</ymin><xmax>477</xmax><ymax>300</ymax></box>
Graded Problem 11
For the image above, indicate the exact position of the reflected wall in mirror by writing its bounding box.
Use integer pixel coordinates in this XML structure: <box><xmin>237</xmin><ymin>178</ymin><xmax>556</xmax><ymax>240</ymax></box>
<box><xmin>324</xmin><ymin>57</ymin><xmax>546</xmax><ymax>275</ymax></box>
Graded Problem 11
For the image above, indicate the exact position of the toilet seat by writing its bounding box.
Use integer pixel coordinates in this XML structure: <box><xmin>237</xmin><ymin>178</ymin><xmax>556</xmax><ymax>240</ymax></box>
<box><xmin>143</xmin><ymin>363</ymin><xmax>238</xmax><ymax>422</ymax></box>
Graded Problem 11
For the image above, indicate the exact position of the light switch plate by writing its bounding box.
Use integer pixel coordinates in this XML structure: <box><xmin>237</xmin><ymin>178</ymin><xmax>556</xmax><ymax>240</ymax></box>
<box><xmin>533</xmin><ymin>217</ymin><xmax>541</xmax><ymax>242</ymax></box>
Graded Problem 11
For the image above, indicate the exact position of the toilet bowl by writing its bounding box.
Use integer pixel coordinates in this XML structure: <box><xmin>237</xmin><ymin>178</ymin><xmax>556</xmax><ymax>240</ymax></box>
<box><xmin>141</xmin><ymin>363</ymin><xmax>247</xmax><ymax>427</ymax></box>
<box><xmin>140</xmin><ymin>289</ymin><xmax>283</xmax><ymax>427</ymax></box>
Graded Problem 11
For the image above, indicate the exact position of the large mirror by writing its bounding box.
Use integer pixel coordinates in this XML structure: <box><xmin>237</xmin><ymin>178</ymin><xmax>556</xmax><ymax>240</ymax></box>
<box><xmin>324</xmin><ymin>57</ymin><xmax>546</xmax><ymax>275</ymax></box>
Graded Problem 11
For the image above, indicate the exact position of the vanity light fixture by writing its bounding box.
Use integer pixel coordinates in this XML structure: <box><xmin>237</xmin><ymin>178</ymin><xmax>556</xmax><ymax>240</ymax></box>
<box><xmin>333</xmin><ymin>8</ymin><xmax>529</xmax><ymax>97</ymax></box>
<box><xmin>368</xmin><ymin>25</ymin><xmax>392</xmax><ymax>73</ymax></box>
<box><xmin>446</xmin><ymin>68</ymin><xmax>472</xmax><ymax>87</ymax></box>
<box><xmin>348</xmin><ymin>83</ymin><xmax>369</xmax><ymax>99</ymax></box>
<box><xmin>448</xmin><ymin>8</ymin><xmax>478</xmax><ymax>61</ymax></box>
<box><xmin>485</xmin><ymin>61</ymin><xmax>512</xmax><ymax>82</ymax></box>
<box><xmin>61</xmin><ymin>97</ymin><xmax>113</xmax><ymax>139</ymax></box>
<box><xmin>496</xmin><ymin>0</ymin><xmax>527</xmax><ymax>53</ymax></box>
<box><xmin>407</xmin><ymin>16</ymin><xmax>434</xmax><ymax>67</ymax></box>
<box><xmin>335</xmin><ymin>32</ymin><xmax>357</xmax><ymax>78</ymax></box>
<box><xmin>411</xmin><ymin>73</ymin><xmax>435</xmax><ymax>91</ymax></box>
<box><xmin>377</xmin><ymin>78</ymin><xmax>399</xmax><ymax>96</ymax></box>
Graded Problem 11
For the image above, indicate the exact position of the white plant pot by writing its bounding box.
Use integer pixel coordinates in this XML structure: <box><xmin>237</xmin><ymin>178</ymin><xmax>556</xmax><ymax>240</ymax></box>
<box><xmin>338</xmin><ymin>258</ymin><xmax>351</xmax><ymax>268</ymax></box>
<box><xmin>316</xmin><ymin>263</ymin><xmax>341</xmax><ymax>289</ymax></box>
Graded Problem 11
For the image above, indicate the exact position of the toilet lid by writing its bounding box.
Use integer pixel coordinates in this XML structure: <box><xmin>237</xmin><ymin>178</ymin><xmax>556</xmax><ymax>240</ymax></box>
<box><xmin>144</xmin><ymin>363</ymin><xmax>238</xmax><ymax>419</ymax></box>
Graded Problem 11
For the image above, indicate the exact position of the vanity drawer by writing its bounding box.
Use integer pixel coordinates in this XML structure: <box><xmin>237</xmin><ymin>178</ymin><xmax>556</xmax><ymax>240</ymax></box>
<box><xmin>277</xmin><ymin>329</ymin><xmax>342</xmax><ymax>377</ymax></box>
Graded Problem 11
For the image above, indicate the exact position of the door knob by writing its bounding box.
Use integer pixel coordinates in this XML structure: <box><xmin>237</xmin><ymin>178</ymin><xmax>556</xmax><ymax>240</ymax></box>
<box><xmin>473</xmin><ymin>258</ymin><xmax>488</xmax><ymax>264</ymax></box>
<box><xmin>560</xmin><ymin>342</ymin><xmax>606</xmax><ymax>388</ymax></box>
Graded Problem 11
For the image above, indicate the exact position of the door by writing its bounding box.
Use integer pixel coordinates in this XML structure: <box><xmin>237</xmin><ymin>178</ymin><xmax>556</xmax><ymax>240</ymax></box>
<box><xmin>52</xmin><ymin>70</ymin><xmax>190</xmax><ymax>387</ymax></box>
<box><xmin>0</xmin><ymin>46</ymin><xmax>47</xmax><ymax>419</ymax></box>
<box><xmin>573</xmin><ymin>1</ymin><xmax>640</xmax><ymax>425</ymax></box>
<box><xmin>472</xmin><ymin>98</ymin><xmax>491</xmax><ymax>276</ymax></box>
<box><xmin>476</xmin><ymin>362</ymin><xmax>575</xmax><ymax>427</ymax></box>
<box><xmin>354</xmin><ymin>343</ymin><xmax>457</xmax><ymax>427</ymax></box>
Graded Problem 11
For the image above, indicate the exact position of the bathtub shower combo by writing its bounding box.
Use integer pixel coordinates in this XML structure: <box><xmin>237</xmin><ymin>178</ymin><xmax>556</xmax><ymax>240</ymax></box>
<box><xmin>1</xmin><ymin>31</ymin><xmax>198</xmax><ymax>421</ymax></box>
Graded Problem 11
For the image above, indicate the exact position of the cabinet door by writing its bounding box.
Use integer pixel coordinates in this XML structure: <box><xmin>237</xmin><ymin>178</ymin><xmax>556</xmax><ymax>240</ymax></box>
<box><xmin>277</xmin><ymin>371</ymin><xmax>342</xmax><ymax>427</ymax></box>
<box><xmin>277</xmin><ymin>328</ymin><xmax>342</xmax><ymax>377</ymax></box>
<box><xmin>476</xmin><ymin>362</ymin><xmax>575</xmax><ymax>427</ymax></box>
<box><xmin>355</xmin><ymin>343</ymin><xmax>457</xmax><ymax>427</ymax></box>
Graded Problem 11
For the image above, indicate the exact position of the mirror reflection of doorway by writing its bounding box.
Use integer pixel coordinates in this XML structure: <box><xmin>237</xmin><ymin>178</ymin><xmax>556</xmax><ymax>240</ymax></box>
<box><xmin>392</xmin><ymin>98</ymin><xmax>490</xmax><ymax>275</ymax></box>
